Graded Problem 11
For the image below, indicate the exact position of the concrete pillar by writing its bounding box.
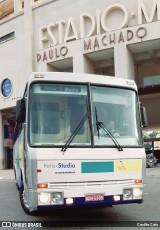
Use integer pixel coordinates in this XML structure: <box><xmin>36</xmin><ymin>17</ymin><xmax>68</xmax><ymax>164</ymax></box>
<box><xmin>14</xmin><ymin>0</ymin><xmax>20</xmax><ymax>14</ymax></box>
<box><xmin>0</xmin><ymin>111</ymin><xmax>4</xmax><ymax>169</ymax></box>
<box><xmin>24</xmin><ymin>0</ymin><xmax>34</xmax><ymax>77</ymax></box>
<box><xmin>114</xmin><ymin>44</ymin><xmax>135</xmax><ymax>80</ymax></box>
<box><xmin>73</xmin><ymin>42</ymin><xmax>94</xmax><ymax>73</ymax></box>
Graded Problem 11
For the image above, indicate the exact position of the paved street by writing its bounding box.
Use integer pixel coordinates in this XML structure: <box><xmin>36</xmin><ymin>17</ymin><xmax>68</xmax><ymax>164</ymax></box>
<box><xmin>0</xmin><ymin>166</ymin><xmax>160</xmax><ymax>229</ymax></box>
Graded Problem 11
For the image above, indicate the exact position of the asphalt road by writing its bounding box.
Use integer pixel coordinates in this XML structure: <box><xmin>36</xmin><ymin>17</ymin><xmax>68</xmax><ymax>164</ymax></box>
<box><xmin>0</xmin><ymin>166</ymin><xmax>160</xmax><ymax>229</ymax></box>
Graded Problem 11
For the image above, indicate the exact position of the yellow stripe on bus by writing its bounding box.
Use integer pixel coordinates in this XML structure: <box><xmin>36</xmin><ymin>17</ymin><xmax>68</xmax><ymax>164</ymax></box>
<box><xmin>114</xmin><ymin>161</ymin><xmax>142</xmax><ymax>172</ymax></box>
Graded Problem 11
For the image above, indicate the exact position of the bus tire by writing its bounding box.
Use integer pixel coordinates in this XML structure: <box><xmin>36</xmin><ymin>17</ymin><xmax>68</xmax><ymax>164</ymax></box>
<box><xmin>13</xmin><ymin>168</ymin><xmax>19</xmax><ymax>190</ymax></box>
<box><xmin>16</xmin><ymin>182</ymin><xmax>19</xmax><ymax>191</ymax></box>
<box><xmin>15</xmin><ymin>177</ymin><xmax>19</xmax><ymax>191</ymax></box>
<box><xmin>19</xmin><ymin>184</ymin><xmax>38</xmax><ymax>216</ymax></box>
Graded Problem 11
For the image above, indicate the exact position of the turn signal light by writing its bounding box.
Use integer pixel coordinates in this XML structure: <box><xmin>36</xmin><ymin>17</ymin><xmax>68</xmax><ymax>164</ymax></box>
<box><xmin>37</xmin><ymin>183</ymin><xmax>48</xmax><ymax>188</ymax></box>
<box><xmin>134</xmin><ymin>180</ymin><xmax>142</xmax><ymax>184</ymax></box>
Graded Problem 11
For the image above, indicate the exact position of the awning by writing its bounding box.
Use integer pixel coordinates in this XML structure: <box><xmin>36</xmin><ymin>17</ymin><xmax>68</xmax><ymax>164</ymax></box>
<box><xmin>143</xmin><ymin>125</ymin><xmax>160</xmax><ymax>150</ymax></box>
<box><xmin>143</xmin><ymin>124</ymin><xmax>160</xmax><ymax>133</ymax></box>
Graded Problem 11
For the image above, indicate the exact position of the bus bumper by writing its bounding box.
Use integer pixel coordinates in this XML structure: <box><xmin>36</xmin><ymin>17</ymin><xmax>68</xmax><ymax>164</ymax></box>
<box><xmin>28</xmin><ymin>185</ymin><xmax>144</xmax><ymax>212</ymax></box>
<box><xmin>37</xmin><ymin>196</ymin><xmax>143</xmax><ymax>211</ymax></box>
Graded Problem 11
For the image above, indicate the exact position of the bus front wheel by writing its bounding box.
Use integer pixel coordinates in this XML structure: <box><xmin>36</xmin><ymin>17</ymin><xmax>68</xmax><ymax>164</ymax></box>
<box><xmin>19</xmin><ymin>184</ymin><xmax>38</xmax><ymax>216</ymax></box>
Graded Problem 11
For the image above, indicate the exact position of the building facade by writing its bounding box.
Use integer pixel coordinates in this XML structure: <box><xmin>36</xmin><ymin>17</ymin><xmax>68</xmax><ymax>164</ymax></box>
<box><xmin>0</xmin><ymin>0</ymin><xmax>160</xmax><ymax>169</ymax></box>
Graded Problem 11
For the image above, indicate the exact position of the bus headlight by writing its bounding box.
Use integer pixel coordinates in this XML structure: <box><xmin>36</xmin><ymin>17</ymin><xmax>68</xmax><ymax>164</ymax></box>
<box><xmin>133</xmin><ymin>188</ymin><xmax>142</xmax><ymax>199</ymax></box>
<box><xmin>38</xmin><ymin>193</ymin><xmax>51</xmax><ymax>205</ymax></box>
<box><xmin>51</xmin><ymin>192</ymin><xmax>64</xmax><ymax>205</ymax></box>
<box><xmin>123</xmin><ymin>189</ymin><xmax>132</xmax><ymax>200</ymax></box>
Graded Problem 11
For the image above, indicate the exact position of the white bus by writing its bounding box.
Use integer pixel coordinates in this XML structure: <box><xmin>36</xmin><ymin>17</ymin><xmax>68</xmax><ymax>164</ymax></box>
<box><xmin>13</xmin><ymin>72</ymin><xmax>146</xmax><ymax>215</ymax></box>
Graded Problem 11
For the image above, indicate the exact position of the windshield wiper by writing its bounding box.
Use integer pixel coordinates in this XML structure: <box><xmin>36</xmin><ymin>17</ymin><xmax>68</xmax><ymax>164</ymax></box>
<box><xmin>61</xmin><ymin>112</ymin><xmax>89</xmax><ymax>152</ymax></box>
<box><xmin>95</xmin><ymin>107</ymin><xmax>123</xmax><ymax>151</ymax></box>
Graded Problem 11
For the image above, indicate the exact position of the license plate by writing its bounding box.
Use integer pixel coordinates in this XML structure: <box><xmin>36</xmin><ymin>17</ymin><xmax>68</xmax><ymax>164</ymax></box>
<box><xmin>85</xmin><ymin>194</ymin><xmax>104</xmax><ymax>202</ymax></box>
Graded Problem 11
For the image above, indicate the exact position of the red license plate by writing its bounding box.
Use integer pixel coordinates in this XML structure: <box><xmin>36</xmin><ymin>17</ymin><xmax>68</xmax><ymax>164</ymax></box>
<box><xmin>85</xmin><ymin>194</ymin><xmax>104</xmax><ymax>202</ymax></box>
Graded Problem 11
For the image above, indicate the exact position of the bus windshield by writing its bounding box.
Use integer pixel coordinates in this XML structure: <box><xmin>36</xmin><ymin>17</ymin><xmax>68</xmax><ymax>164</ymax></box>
<box><xmin>91</xmin><ymin>86</ymin><xmax>143</xmax><ymax>147</ymax></box>
<box><xmin>28</xmin><ymin>82</ymin><xmax>143</xmax><ymax>147</ymax></box>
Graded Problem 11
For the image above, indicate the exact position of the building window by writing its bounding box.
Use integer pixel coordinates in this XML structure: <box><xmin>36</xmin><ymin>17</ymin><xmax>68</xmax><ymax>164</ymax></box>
<box><xmin>143</xmin><ymin>75</ymin><xmax>160</xmax><ymax>87</ymax></box>
<box><xmin>1</xmin><ymin>79</ymin><xmax>12</xmax><ymax>97</ymax></box>
<box><xmin>21</xmin><ymin>0</ymin><xmax>41</xmax><ymax>9</ymax></box>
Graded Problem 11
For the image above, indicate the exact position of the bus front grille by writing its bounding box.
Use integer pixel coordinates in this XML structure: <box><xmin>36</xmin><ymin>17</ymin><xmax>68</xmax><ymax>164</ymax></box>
<box><xmin>48</xmin><ymin>179</ymin><xmax>133</xmax><ymax>189</ymax></box>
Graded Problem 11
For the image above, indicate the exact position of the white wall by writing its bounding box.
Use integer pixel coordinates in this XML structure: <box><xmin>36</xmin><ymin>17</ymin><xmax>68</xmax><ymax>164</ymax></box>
<box><xmin>0</xmin><ymin>0</ymin><xmax>159</xmax><ymax>108</ymax></box>
<box><xmin>0</xmin><ymin>14</ymin><xmax>26</xmax><ymax>109</ymax></box>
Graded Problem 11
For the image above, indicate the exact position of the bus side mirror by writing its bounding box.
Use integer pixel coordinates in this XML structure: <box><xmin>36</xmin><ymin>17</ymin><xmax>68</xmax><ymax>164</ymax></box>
<box><xmin>16</xmin><ymin>99</ymin><xmax>26</xmax><ymax>123</ymax></box>
<box><xmin>140</xmin><ymin>104</ymin><xmax>147</xmax><ymax>127</ymax></box>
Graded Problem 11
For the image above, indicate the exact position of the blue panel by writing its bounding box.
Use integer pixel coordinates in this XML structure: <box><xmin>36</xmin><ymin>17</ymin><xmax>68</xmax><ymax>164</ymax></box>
<box><xmin>81</xmin><ymin>162</ymin><xmax>114</xmax><ymax>173</ymax></box>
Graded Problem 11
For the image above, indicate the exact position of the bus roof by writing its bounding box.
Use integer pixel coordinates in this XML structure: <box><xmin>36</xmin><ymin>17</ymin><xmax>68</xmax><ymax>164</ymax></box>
<box><xmin>27</xmin><ymin>72</ymin><xmax>137</xmax><ymax>91</ymax></box>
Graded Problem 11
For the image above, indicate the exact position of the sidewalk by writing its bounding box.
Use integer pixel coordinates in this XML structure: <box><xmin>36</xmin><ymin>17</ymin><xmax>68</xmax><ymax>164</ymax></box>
<box><xmin>0</xmin><ymin>169</ymin><xmax>14</xmax><ymax>180</ymax></box>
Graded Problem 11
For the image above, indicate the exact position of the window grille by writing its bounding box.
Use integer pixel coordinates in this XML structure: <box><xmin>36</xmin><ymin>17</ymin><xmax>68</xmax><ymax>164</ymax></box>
<box><xmin>0</xmin><ymin>32</ymin><xmax>15</xmax><ymax>44</ymax></box>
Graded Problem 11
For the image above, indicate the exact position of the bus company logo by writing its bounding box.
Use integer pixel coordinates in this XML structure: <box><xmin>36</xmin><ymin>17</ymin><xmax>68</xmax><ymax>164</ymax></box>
<box><xmin>44</xmin><ymin>162</ymin><xmax>75</xmax><ymax>169</ymax></box>
<box><xmin>115</xmin><ymin>162</ymin><xmax>126</xmax><ymax>171</ymax></box>
<box><xmin>2</xmin><ymin>222</ymin><xmax>11</xmax><ymax>227</ymax></box>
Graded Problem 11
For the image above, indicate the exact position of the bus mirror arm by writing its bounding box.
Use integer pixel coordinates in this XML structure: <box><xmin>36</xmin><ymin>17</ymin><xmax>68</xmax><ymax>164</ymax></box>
<box><xmin>24</xmin><ymin>123</ymin><xmax>26</xmax><ymax>151</ymax></box>
<box><xmin>16</xmin><ymin>99</ymin><xmax>26</xmax><ymax>123</ymax></box>
<box><xmin>140</xmin><ymin>103</ymin><xmax>148</xmax><ymax>127</ymax></box>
